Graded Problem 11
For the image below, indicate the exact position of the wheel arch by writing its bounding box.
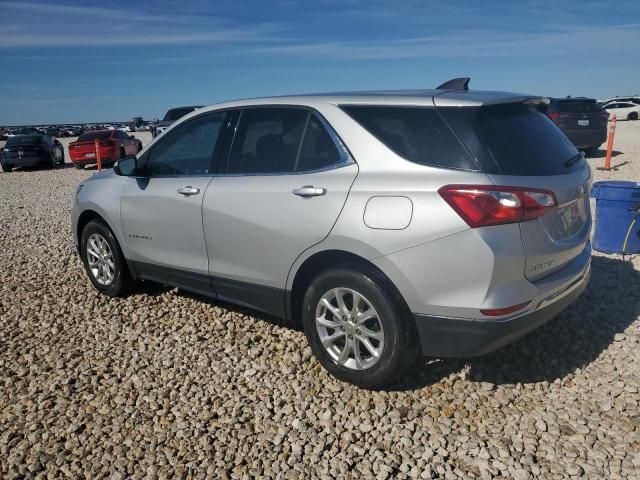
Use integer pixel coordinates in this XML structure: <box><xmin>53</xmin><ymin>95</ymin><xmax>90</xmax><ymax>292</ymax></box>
<box><xmin>75</xmin><ymin>207</ymin><xmax>125</xmax><ymax>256</ymax></box>
<box><xmin>287</xmin><ymin>249</ymin><xmax>412</xmax><ymax>330</ymax></box>
<box><xmin>76</xmin><ymin>208</ymin><xmax>137</xmax><ymax>279</ymax></box>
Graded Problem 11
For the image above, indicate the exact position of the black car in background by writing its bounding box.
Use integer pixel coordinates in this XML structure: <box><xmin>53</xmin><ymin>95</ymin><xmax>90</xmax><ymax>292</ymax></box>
<box><xmin>546</xmin><ymin>97</ymin><xmax>608</xmax><ymax>156</ymax></box>
<box><xmin>1</xmin><ymin>134</ymin><xmax>65</xmax><ymax>172</ymax></box>
<box><xmin>151</xmin><ymin>105</ymin><xmax>202</xmax><ymax>138</ymax></box>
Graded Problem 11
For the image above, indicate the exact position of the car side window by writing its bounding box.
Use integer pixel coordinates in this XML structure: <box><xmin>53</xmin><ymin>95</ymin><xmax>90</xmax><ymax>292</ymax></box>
<box><xmin>147</xmin><ymin>112</ymin><xmax>228</xmax><ymax>176</ymax></box>
<box><xmin>296</xmin><ymin>115</ymin><xmax>342</xmax><ymax>172</ymax></box>
<box><xmin>227</xmin><ymin>108</ymin><xmax>308</xmax><ymax>174</ymax></box>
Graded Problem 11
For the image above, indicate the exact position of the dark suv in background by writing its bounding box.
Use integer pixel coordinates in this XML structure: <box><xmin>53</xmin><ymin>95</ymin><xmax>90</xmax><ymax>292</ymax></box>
<box><xmin>545</xmin><ymin>97</ymin><xmax>608</xmax><ymax>156</ymax></box>
<box><xmin>151</xmin><ymin>106</ymin><xmax>202</xmax><ymax>138</ymax></box>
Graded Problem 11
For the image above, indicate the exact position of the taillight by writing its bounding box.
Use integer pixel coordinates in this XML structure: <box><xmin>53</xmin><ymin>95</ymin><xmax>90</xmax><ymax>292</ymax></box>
<box><xmin>438</xmin><ymin>185</ymin><xmax>557</xmax><ymax>228</ymax></box>
<box><xmin>548</xmin><ymin>112</ymin><xmax>559</xmax><ymax>121</ymax></box>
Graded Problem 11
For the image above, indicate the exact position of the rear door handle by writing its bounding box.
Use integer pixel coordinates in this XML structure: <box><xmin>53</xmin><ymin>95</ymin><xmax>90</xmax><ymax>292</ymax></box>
<box><xmin>177</xmin><ymin>186</ymin><xmax>200</xmax><ymax>196</ymax></box>
<box><xmin>292</xmin><ymin>185</ymin><xmax>326</xmax><ymax>198</ymax></box>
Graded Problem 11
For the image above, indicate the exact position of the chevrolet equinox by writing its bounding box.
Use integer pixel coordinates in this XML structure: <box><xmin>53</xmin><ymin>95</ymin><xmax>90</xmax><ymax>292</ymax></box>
<box><xmin>72</xmin><ymin>79</ymin><xmax>591</xmax><ymax>388</ymax></box>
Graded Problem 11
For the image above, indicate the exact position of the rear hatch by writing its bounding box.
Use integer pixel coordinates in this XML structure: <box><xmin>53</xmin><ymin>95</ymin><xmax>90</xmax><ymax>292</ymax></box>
<box><xmin>548</xmin><ymin>99</ymin><xmax>608</xmax><ymax>147</ymax></box>
<box><xmin>2</xmin><ymin>136</ymin><xmax>46</xmax><ymax>160</ymax></box>
<box><xmin>71</xmin><ymin>132</ymin><xmax>112</xmax><ymax>159</ymax></box>
<box><xmin>435</xmin><ymin>96</ymin><xmax>591</xmax><ymax>281</ymax></box>
<box><xmin>550</xmin><ymin>99</ymin><xmax>607</xmax><ymax>131</ymax></box>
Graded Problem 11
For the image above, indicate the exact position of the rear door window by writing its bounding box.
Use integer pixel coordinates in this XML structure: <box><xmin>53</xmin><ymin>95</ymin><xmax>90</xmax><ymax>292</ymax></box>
<box><xmin>227</xmin><ymin>108</ymin><xmax>308</xmax><ymax>174</ymax></box>
<box><xmin>340</xmin><ymin>106</ymin><xmax>478</xmax><ymax>171</ymax></box>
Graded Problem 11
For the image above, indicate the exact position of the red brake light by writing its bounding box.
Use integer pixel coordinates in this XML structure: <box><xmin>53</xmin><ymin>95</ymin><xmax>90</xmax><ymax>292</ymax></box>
<box><xmin>548</xmin><ymin>112</ymin><xmax>559</xmax><ymax>121</ymax></box>
<box><xmin>438</xmin><ymin>185</ymin><xmax>557</xmax><ymax>228</ymax></box>
<box><xmin>480</xmin><ymin>301</ymin><xmax>530</xmax><ymax>317</ymax></box>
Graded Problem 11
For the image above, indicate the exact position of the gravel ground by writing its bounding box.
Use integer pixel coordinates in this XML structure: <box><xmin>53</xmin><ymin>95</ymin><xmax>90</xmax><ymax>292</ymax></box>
<box><xmin>1</xmin><ymin>126</ymin><xmax>639</xmax><ymax>479</ymax></box>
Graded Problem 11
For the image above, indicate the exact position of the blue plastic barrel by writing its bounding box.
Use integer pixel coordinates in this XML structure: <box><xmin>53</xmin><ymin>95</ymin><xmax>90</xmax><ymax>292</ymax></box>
<box><xmin>590</xmin><ymin>181</ymin><xmax>640</xmax><ymax>254</ymax></box>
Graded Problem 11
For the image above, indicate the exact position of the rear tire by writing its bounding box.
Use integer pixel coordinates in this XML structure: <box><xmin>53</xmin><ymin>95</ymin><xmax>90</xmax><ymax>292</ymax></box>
<box><xmin>302</xmin><ymin>266</ymin><xmax>419</xmax><ymax>389</ymax></box>
<box><xmin>628</xmin><ymin>112</ymin><xmax>639</xmax><ymax>121</ymax></box>
<box><xmin>1</xmin><ymin>163</ymin><xmax>13</xmax><ymax>172</ymax></box>
<box><xmin>120</xmin><ymin>147</ymin><xmax>126</xmax><ymax>159</ymax></box>
<box><xmin>583</xmin><ymin>146</ymin><xmax>597</xmax><ymax>158</ymax></box>
<box><xmin>54</xmin><ymin>146</ymin><xmax>64</xmax><ymax>166</ymax></box>
<box><xmin>80</xmin><ymin>219</ymin><xmax>134</xmax><ymax>297</ymax></box>
<box><xmin>74</xmin><ymin>163</ymin><xmax>84</xmax><ymax>170</ymax></box>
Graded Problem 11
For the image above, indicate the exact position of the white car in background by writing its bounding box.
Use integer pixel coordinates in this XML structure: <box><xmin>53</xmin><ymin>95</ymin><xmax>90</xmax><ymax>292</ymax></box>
<box><xmin>602</xmin><ymin>101</ymin><xmax>640</xmax><ymax>120</ymax></box>
<box><xmin>599</xmin><ymin>96</ymin><xmax>640</xmax><ymax>107</ymax></box>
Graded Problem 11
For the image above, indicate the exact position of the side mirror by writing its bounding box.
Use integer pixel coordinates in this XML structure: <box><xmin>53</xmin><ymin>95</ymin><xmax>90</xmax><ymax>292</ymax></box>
<box><xmin>113</xmin><ymin>155</ymin><xmax>140</xmax><ymax>176</ymax></box>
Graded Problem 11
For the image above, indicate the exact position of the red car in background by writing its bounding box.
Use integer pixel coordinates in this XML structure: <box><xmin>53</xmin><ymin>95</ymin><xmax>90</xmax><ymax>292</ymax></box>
<box><xmin>69</xmin><ymin>130</ymin><xmax>142</xmax><ymax>169</ymax></box>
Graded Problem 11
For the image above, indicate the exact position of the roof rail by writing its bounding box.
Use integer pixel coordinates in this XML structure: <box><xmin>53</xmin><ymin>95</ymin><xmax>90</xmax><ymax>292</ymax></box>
<box><xmin>436</xmin><ymin>77</ymin><xmax>470</xmax><ymax>90</ymax></box>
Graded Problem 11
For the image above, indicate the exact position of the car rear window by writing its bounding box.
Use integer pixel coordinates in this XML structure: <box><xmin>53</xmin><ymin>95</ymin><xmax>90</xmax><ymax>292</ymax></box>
<box><xmin>341</xmin><ymin>106</ymin><xmax>478</xmax><ymax>171</ymax></box>
<box><xmin>78</xmin><ymin>131</ymin><xmax>112</xmax><ymax>142</ymax></box>
<box><xmin>554</xmin><ymin>100</ymin><xmax>602</xmax><ymax>114</ymax></box>
<box><xmin>6</xmin><ymin>135</ymin><xmax>44</xmax><ymax>146</ymax></box>
<box><xmin>438</xmin><ymin>104</ymin><xmax>582</xmax><ymax>176</ymax></box>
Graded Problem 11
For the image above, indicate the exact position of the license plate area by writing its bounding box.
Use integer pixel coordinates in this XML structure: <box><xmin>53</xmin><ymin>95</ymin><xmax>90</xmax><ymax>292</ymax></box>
<box><xmin>544</xmin><ymin>198</ymin><xmax>587</xmax><ymax>240</ymax></box>
<box><xmin>578</xmin><ymin>119</ymin><xmax>589</xmax><ymax>126</ymax></box>
<box><xmin>84</xmin><ymin>152</ymin><xmax>96</xmax><ymax>158</ymax></box>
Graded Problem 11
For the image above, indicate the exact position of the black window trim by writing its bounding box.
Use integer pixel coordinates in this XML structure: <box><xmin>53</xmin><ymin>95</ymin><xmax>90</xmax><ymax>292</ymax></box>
<box><xmin>220</xmin><ymin>104</ymin><xmax>355</xmax><ymax>177</ymax></box>
<box><xmin>339</xmin><ymin>103</ymin><xmax>482</xmax><ymax>173</ymax></box>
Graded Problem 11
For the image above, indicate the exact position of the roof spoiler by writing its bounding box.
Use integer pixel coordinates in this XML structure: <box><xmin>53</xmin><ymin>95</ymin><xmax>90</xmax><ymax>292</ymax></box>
<box><xmin>436</xmin><ymin>77</ymin><xmax>470</xmax><ymax>90</ymax></box>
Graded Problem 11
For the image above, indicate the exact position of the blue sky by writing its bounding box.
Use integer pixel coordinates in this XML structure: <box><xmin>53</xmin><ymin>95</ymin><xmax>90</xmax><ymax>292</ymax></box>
<box><xmin>1</xmin><ymin>0</ymin><xmax>639</xmax><ymax>125</ymax></box>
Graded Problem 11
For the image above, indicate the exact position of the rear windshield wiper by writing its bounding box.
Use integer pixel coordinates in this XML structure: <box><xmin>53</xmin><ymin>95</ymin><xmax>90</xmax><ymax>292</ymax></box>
<box><xmin>564</xmin><ymin>152</ymin><xmax>584</xmax><ymax>168</ymax></box>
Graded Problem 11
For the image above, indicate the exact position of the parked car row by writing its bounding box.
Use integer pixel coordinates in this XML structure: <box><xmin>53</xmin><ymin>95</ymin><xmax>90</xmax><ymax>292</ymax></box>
<box><xmin>0</xmin><ymin>119</ymin><xmax>155</xmax><ymax>141</ymax></box>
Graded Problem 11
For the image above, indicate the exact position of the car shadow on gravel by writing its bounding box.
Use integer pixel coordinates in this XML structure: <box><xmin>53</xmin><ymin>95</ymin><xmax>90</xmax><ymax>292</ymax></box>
<box><xmin>136</xmin><ymin>256</ymin><xmax>638</xmax><ymax>392</ymax></box>
<box><xmin>137</xmin><ymin>282</ymin><xmax>296</xmax><ymax>329</ymax></box>
<box><xmin>393</xmin><ymin>255</ymin><xmax>640</xmax><ymax>391</ymax></box>
<box><xmin>589</xmin><ymin>149</ymin><xmax>622</xmax><ymax>159</ymax></box>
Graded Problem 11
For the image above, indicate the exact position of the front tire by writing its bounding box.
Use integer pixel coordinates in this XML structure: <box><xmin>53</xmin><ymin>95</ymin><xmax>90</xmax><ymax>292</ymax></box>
<box><xmin>302</xmin><ymin>266</ymin><xmax>419</xmax><ymax>389</ymax></box>
<box><xmin>628</xmin><ymin>112</ymin><xmax>639</xmax><ymax>121</ymax></box>
<box><xmin>80</xmin><ymin>219</ymin><xmax>134</xmax><ymax>297</ymax></box>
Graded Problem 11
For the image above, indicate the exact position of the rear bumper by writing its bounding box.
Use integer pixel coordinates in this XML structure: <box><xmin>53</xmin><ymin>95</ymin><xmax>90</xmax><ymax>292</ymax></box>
<box><xmin>71</xmin><ymin>157</ymin><xmax>114</xmax><ymax>167</ymax></box>
<box><xmin>414</xmin><ymin>256</ymin><xmax>590</xmax><ymax>357</ymax></box>
<box><xmin>1</xmin><ymin>154</ymin><xmax>49</xmax><ymax>167</ymax></box>
<box><xmin>563</xmin><ymin>129</ymin><xmax>607</xmax><ymax>149</ymax></box>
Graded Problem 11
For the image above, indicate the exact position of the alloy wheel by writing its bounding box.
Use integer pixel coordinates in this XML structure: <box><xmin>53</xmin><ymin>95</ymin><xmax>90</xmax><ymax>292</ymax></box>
<box><xmin>315</xmin><ymin>287</ymin><xmax>384</xmax><ymax>370</ymax></box>
<box><xmin>86</xmin><ymin>233</ymin><xmax>115</xmax><ymax>286</ymax></box>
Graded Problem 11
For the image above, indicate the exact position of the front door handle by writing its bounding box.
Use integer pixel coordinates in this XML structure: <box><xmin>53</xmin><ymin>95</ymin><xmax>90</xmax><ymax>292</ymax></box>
<box><xmin>177</xmin><ymin>186</ymin><xmax>200</xmax><ymax>196</ymax></box>
<box><xmin>292</xmin><ymin>185</ymin><xmax>326</xmax><ymax>198</ymax></box>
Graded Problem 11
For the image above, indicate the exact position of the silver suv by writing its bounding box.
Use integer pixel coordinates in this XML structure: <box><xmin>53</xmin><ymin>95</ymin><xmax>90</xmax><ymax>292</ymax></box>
<box><xmin>72</xmin><ymin>80</ymin><xmax>591</xmax><ymax>388</ymax></box>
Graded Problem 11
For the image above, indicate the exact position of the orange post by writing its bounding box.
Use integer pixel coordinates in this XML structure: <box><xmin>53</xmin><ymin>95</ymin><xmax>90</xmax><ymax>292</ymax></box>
<box><xmin>95</xmin><ymin>139</ymin><xmax>102</xmax><ymax>172</ymax></box>
<box><xmin>603</xmin><ymin>114</ymin><xmax>617</xmax><ymax>170</ymax></box>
